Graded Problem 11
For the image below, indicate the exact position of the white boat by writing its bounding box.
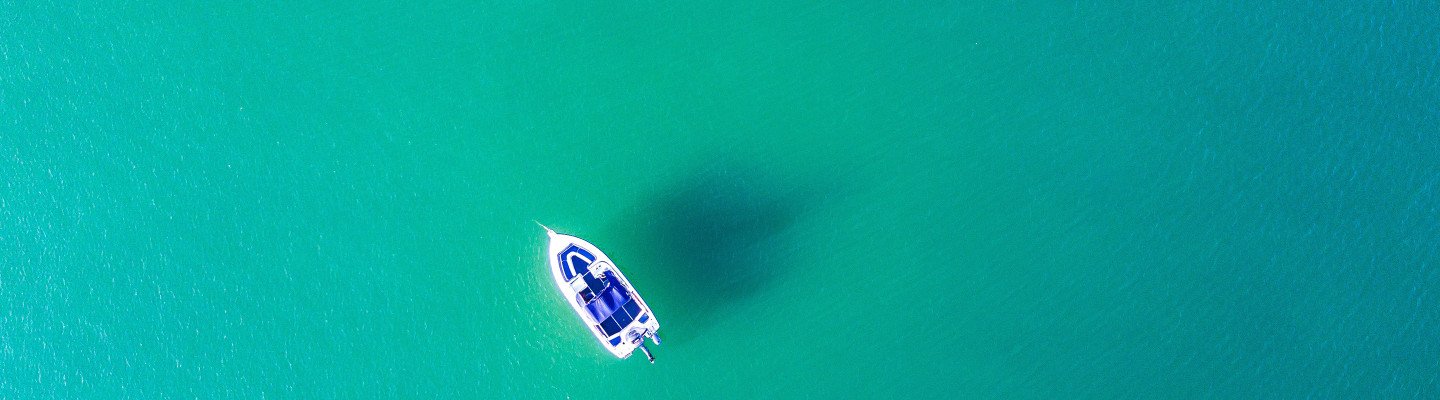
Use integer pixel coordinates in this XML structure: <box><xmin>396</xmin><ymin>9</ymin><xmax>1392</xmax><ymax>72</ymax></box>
<box><xmin>542</xmin><ymin>225</ymin><xmax>661</xmax><ymax>362</ymax></box>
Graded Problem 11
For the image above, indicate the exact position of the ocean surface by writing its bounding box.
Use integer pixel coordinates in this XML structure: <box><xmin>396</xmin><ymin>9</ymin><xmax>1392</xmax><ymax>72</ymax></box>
<box><xmin>3</xmin><ymin>1</ymin><xmax>1438</xmax><ymax>398</ymax></box>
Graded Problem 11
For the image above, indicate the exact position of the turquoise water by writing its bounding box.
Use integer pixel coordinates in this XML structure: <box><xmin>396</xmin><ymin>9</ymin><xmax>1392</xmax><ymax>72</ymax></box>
<box><xmin>3</xmin><ymin>1</ymin><xmax>1437</xmax><ymax>398</ymax></box>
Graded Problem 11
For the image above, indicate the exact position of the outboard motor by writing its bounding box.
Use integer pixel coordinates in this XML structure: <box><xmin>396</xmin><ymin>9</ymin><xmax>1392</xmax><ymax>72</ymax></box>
<box><xmin>629</xmin><ymin>329</ymin><xmax>657</xmax><ymax>363</ymax></box>
<box><xmin>637</xmin><ymin>343</ymin><xmax>655</xmax><ymax>363</ymax></box>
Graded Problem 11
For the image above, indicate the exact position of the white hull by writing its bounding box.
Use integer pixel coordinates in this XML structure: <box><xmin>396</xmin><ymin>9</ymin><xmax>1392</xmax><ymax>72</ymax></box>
<box><xmin>544</xmin><ymin>227</ymin><xmax>660</xmax><ymax>359</ymax></box>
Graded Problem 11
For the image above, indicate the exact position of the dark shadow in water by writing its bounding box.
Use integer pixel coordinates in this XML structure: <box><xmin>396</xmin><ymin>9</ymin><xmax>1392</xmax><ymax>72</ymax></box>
<box><xmin>607</xmin><ymin>162</ymin><xmax>813</xmax><ymax>344</ymax></box>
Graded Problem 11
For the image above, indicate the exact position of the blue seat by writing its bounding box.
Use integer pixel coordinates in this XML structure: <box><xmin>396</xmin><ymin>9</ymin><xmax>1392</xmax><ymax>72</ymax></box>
<box><xmin>581</xmin><ymin>272</ymin><xmax>605</xmax><ymax>292</ymax></box>
<box><xmin>600</xmin><ymin>318</ymin><xmax>622</xmax><ymax>336</ymax></box>
<box><xmin>622</xmin><ymin>301</ymin><xmax>642</xmax><ymax>319</ymax></box>
<box><xmin>584</xmin><ymin>283</ymin><xmax>633</xmax><ymax>321</ymax></box>
<box><xmin>556</xmin><ymin>245</ymin><xmax>595</xmax><ymax>280</ymax></box>
<box><xmin>616</xmin><ymin>304</ymin><xmax>633</xmax><ymax>325</ymax></box>
<box><xmin>600</xmin><ymin>304</ymin><xmax>635</xmax><ymax>337</ymax></box>
<box><xmin>568</xmin><ymin>254</ymin><xmax>591</xmax><ymax>280</ymax></box>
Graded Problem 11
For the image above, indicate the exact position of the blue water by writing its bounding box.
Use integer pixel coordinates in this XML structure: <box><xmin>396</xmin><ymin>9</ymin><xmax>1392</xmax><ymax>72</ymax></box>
<box><xmin>2</xmin><ymin>1</ymin><xmax>1437</xmax><ymax>398</ymax></box>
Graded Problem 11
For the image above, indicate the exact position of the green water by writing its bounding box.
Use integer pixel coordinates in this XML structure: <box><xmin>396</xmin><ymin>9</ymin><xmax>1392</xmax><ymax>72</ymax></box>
<box><xmin>4</xmin><ymin>1</ymin><xmax>1438</xmax><ymax>398</ymax></box>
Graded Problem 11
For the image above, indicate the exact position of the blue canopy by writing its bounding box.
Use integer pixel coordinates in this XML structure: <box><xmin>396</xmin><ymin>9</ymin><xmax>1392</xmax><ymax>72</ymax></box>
<box><xmin>584</xmin><ymin>283</ymin><xmax>632</xmax><ymax>322</ymax></box>
<box><xmin>587</xmin><ymin>281</ymin><xmax>648</xmax><ymax>337</ymax></box>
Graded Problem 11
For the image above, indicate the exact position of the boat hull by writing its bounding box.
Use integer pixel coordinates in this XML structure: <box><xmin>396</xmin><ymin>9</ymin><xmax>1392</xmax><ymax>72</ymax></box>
<box><xmin>545</xmin><ymin>228</ymin><xmax>660</xmax><ymax>359</ymax></box>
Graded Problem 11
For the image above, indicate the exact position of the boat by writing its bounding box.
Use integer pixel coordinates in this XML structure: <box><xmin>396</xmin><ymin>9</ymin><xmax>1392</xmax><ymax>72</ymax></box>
<box><xmin>541</xmin><ymin>224</ymin><xmax>662</xmax><ymax>362</ymax></box>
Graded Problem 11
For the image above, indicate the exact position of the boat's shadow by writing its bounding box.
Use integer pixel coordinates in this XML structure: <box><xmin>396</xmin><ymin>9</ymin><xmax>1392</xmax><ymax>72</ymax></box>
<box><xmin>609</xmin><ymin>164</ymin><xmax>810</xmax><ymax>344</ymax></box>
